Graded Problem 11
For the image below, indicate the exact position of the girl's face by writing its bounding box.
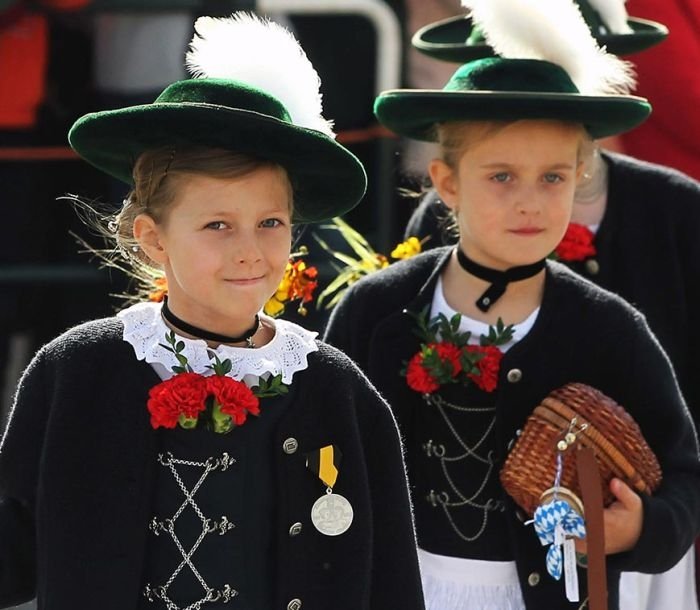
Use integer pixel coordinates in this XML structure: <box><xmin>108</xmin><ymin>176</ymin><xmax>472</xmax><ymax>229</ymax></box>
<box><xmin>430</xmin><ymin>120</ymin><xmax>584</xmax><ymax>269</ymax></box>
<box><xmin>136</xmin><ymin>165</ymin><xmax>292</xmax><ymax>330</ymax></box>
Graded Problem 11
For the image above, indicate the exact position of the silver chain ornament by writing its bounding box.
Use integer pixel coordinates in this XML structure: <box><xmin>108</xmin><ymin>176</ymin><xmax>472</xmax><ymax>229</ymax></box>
<box><xmin>143</xmin><ymin>452</ymin><xmax>239</xmax><ymax>609</ymax></box>
<box><xmin>422</xmin><ymin>393</ymin><xmax>504</xmax><ymax>543</ymax></box>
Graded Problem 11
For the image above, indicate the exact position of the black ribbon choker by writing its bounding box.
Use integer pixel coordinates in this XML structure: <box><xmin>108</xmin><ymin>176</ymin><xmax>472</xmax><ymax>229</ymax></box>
<box><xmin>455</xmin><ymin>248</ymin><xmax>546</xmax><ymax>312</ymax></box>
<box><xmin>161</xmin><ymin>298</ymin><xmax>260</xmax><ymax>347</ymax></box>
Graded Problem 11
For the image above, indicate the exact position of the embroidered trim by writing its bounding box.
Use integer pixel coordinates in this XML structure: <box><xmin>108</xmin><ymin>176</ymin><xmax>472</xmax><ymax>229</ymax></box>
<box><xmin>117</xmin><ymin>302</ymin><xmax>318</xmax><ymax>384</ymax></box>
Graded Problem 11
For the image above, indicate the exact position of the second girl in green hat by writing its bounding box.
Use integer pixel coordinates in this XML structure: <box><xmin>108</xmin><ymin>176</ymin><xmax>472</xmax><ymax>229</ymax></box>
<box><xmin>324</xmin><ymin>2</ymin><xmax>700</xmax><ymax>608</ymax></box>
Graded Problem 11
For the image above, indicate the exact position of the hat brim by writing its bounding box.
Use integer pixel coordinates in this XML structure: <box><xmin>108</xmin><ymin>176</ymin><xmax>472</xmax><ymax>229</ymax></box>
<box><xmin>374</xmin><ymin>90</ymin><xmax>651</xmax><ymax>140</ymax></box>
<box><xmin>412</xmin><ymin>15</ymin><xmax>669</xmax><ymax>63</ymax></box>
<box><xmin>597</xmin><ymin>18</ymin><xmax>669</xmax><ymax>56</ymax></box>
<box><xmin>68</xmin><ymin>103</ymin><xmax>367</xmax><ymax>223</ymax></box>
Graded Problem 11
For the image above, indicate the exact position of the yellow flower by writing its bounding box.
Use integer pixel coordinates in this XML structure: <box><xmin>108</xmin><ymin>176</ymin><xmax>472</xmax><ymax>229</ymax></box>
<box><xmin>264</xmin><ymin>296</ymin><xmax>286</xmax><ymax>317</ymax></box>
<box><xmin>275</xmin><ymin>266</ymin><xmax>293</xmax><ymax>301</ymax></box>
<box><xmin>391</xmin><ymin>236</ymin><xmax>422</xmax><ymax>260</ymax></box>
<box><xmin>358</xmin><ymin>254</ymin><xmax>389</xmax><ymax>273</ymax></box>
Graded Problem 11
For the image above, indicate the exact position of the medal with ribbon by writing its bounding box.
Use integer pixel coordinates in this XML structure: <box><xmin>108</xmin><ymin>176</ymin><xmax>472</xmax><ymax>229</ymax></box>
<box><xmin>305</xmin><ymin>444</ymin><xmax>354</xmax><ymax>536</ymax></box>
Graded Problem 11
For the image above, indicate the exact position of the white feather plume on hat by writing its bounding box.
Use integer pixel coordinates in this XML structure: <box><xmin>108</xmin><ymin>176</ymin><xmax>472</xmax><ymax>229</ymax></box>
<box><xmin>460</xmin><ymin>0</ymin><xmax>636</xmax><ymax>95</ymax></box>
<box><xmin>588</xmin><ymin>0</ymin><xmax>634</xmax><ymax>34</ymax></box>
<box><xmin>186</xmin><ymin>13</ymin><xmax>335</xmax><ymax>138</ymax></box>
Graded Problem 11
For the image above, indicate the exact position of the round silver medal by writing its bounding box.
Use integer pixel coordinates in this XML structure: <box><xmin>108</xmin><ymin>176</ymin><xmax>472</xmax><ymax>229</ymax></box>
<box><xmin>311</xmin><ymin>492</ymin><xmax>354</xmax><ymax>536</ymax></box>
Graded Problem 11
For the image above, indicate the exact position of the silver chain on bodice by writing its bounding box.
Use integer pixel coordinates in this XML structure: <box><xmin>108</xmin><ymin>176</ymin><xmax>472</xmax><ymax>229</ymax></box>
<box><xmin>143</xmin><ymin>452</ymin><xmax>238</xmax><ymax>610</ymax></box>
<box><xmin>422</xmin><ymin>393</ymin><xmax>505</xmax><ymax>542</ymax></box>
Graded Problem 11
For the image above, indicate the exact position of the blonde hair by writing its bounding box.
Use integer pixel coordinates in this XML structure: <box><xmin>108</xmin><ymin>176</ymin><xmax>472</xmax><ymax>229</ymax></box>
<box><xmin>435</xmin><ymin>120</ymin><xmax>594</xmax><ymax>170</ymax></box>
<box><xmin>435</xmin><ymin>121</ymin><xmax>511</xmax><ymax>170</ymax></box>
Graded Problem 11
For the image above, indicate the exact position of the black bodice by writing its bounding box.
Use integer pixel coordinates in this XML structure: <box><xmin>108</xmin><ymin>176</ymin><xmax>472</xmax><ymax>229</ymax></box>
<box><xmin>408</xmin><ymin>381</ymin><xmax>514</xmax><ymax>560</ymax></box>
<box><xmin>140</xmin><ymin>389</ymin><xmax>293</xmax><ymax>610</ymax></box>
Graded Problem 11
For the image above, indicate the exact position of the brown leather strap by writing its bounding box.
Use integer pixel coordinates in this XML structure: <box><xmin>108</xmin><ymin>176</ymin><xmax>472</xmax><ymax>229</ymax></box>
<box><xmin>577</xmin><ymin>447</ymin><xmax>608</xmax><ymax>610</ymax></box>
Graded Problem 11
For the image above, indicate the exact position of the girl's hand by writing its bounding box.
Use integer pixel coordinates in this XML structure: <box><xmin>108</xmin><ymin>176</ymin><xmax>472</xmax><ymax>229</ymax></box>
<box><xmin>574</xmin><ymin>478</ymin><xmax>644</xmax><ymax>555</ymax></box>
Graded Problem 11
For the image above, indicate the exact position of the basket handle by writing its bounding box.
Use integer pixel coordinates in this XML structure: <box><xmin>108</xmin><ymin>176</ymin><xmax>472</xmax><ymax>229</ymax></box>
<box><xmin>577</xmin><ymin>446</ymin><xmax>608</xmax><ymax>610</ymax></box>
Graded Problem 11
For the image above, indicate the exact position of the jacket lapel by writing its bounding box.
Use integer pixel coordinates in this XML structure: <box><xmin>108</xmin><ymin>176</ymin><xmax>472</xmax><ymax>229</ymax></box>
<box><xmin>44</xmin><ymin>353</ymin><xmax>161</xmax><ymax>608</ymax></box>
<box><xmin>100</xmin><ymin>357</ymin><xmax>160</xmax><ymax>605</ymax></box>
<box><xmin>367</xmin><ymin>248</ymin><xmax>452</xmax><ymax>431</ymax></box>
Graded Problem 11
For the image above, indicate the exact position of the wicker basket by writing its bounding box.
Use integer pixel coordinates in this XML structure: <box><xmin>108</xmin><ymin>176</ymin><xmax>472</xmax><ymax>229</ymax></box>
<box><xmin>500</xmin><ymin>382</ymin><xmax>662</xmax><ymax>516</ymax></box>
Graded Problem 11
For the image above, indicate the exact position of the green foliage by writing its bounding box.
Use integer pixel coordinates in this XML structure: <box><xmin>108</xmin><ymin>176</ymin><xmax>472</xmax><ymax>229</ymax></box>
<box><xmin>252</xmin><ymin>374</ymin><xmax>289</xmax><ymax>398</ymax></box>
<box><xmin>208</xmin><ymin>354</ymin><xmax>233</xmax><ymax>377</ymax></box>
<box><xmin>409</xmin><ymin>308</ymin><xmax>472</xmax><ymax>346</ymax></box>
<box><xmin>160</xmin><ymin>330</ymin><xmax>193</xmax><ymax>374</ymax></box>
<box><xmin>211</xmin><ymin>401</ymin><xmax>234</xmax><ymax>434</ymax></box>
<box><xmin>419</xmin><ymin>345</ymin><xmax>458</xmax><ymax>385</ymax></box>
<box><xmin>411</xmin><ymin>308</ymin><xmax>514</xmax><ymax>348</ymax></box>
<box><xmin>178</xmin><ymin>413</ymin><xmax>198</xmax><ymax>429</ymax></box>
<box><xmin>314</xmin><ymin>218</ymin><xmax>389</xmax><ymax>309</ymax></box>
<box><xmin>479</xmin><ymin>318</ymin><xmax>515</xmax><ymax>347</ymax></box>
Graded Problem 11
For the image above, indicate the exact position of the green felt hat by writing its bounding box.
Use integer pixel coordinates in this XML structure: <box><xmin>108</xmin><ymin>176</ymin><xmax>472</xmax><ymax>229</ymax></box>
<box><xmin>68</xmin><ymin>78</ymin><xmax>367</xmax><ymax>223</ymax></box>
<box><xmin>374</xmin><ymin>57</ymin><xmax>651</xmax><ymax>141</ymax></box>
<box><xmin>413</xmin><ymin>2</ymin><xmax>668</xmax><ymax>62</ymax></box>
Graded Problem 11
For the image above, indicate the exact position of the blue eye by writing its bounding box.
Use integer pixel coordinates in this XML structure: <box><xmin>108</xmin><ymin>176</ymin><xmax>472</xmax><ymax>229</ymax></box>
<box><xmin>260</xmin><ymin>218</ymin><xmax>283</xmax><ymax>228</ymax></box>
<box><xmin>543</xmin><ymin>173</ymin><xmax>564</xmax><ymax>184</ymax></box>
<box><xmin>491</xmin><ymin>172</ymin><xmax>510</xmax><ymax>183</ymax></box>
<box><xmin>205</xmin><ymin>221</ymin><xmax>227</xmax><ymax>230</ymax></box>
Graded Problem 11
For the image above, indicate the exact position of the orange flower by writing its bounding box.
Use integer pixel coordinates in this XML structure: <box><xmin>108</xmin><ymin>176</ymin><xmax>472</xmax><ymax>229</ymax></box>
<box><xmin>287</xmin><ymin>261</ymin><xmax>318</xmax><ymax>303</ymax></box>
<box><xmin>264</xmin><ymin>259</ymin><xmax>318</xmax><ymax>317</ymax></box>
<box><xmin>148</xmin><ymin>276</ymin><xmax>168</xmax><ymax>302</ymax></box>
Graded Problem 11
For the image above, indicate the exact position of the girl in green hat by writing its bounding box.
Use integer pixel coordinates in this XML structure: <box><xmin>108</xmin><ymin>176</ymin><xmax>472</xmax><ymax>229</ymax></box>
<box><xmin>324</xmin><ymin>2</ymin><xmax>700</xmax><ymax>609</ymax></box>
<box><xmin>406</xmin><ymin>2</ymin><xmax>700</xmax><ymax>608</ymax></box>
<box><xmin>0</xmin><ymin>13</ymin><xmax>424</xmax><ymax>610</ymax></box>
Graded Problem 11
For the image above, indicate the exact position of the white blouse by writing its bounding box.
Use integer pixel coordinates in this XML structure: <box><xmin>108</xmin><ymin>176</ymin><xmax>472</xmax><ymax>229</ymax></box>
<box><xmin>117</xmin><ymin>301</ymin><xmax>318</xmax><ymax>384</ymax></box>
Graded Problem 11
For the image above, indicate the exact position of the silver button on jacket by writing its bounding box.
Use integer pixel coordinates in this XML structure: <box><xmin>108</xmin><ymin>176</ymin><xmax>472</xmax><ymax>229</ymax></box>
<box><xmin>282</xmin><ymin>438</ymin><xmax>298</xmax><ymax>454</ymax></box>
<box><xmin>506</xmin><ymin>368</ymin><xmax>523</xmax><ymax>383</ymax></box>
<box><xmin>527</xmin><ymin>572</ymin><xmax>540</xmax><ymax>587</ymax></box>
<box><xmin>585</xmin><ymin>258</ymin><xmax>600</xmax><ymax>275</ymax></box>
<box><xmin>289</xmin><ymin>522</ymin><xmax>303</xmax><ymax>537</ymax></box>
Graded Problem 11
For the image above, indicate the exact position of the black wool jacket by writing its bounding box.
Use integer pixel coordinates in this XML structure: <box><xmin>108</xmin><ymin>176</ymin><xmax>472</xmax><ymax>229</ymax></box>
<box><xmin>404</xmin><ymin>152</ymin><xmax>700</xmax><ymax>430</ymax></box>
<box><xmin>0</xmin><ymin>319</ymin><xmax>425</xmax><ymax>610</ymax></box>
<box><xmin>324</xmin><ymin>247</ymin><xmax>700</xmax><ymax>610</ymax></box>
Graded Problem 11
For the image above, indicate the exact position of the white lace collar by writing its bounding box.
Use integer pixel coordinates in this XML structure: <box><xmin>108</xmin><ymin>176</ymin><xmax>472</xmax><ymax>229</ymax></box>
<box><xmin>117</xmin><ymin>301</ymin><xmax>318</xmax><ymax>384</ymax></box>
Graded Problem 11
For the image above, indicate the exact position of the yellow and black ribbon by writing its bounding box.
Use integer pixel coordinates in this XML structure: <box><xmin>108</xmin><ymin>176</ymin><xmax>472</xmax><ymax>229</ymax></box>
<box><xmin>305</xmin><ymin>444</ymin><xmax>342</xmax><ymax>489</ymax></box>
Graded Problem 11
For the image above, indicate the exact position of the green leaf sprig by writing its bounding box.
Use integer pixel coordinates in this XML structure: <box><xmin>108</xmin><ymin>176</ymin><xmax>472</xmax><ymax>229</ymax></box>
<box><xmin>160</xmin><ymin>330</ymin><xmax>193</xmax><ymax>374</ymax></box>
